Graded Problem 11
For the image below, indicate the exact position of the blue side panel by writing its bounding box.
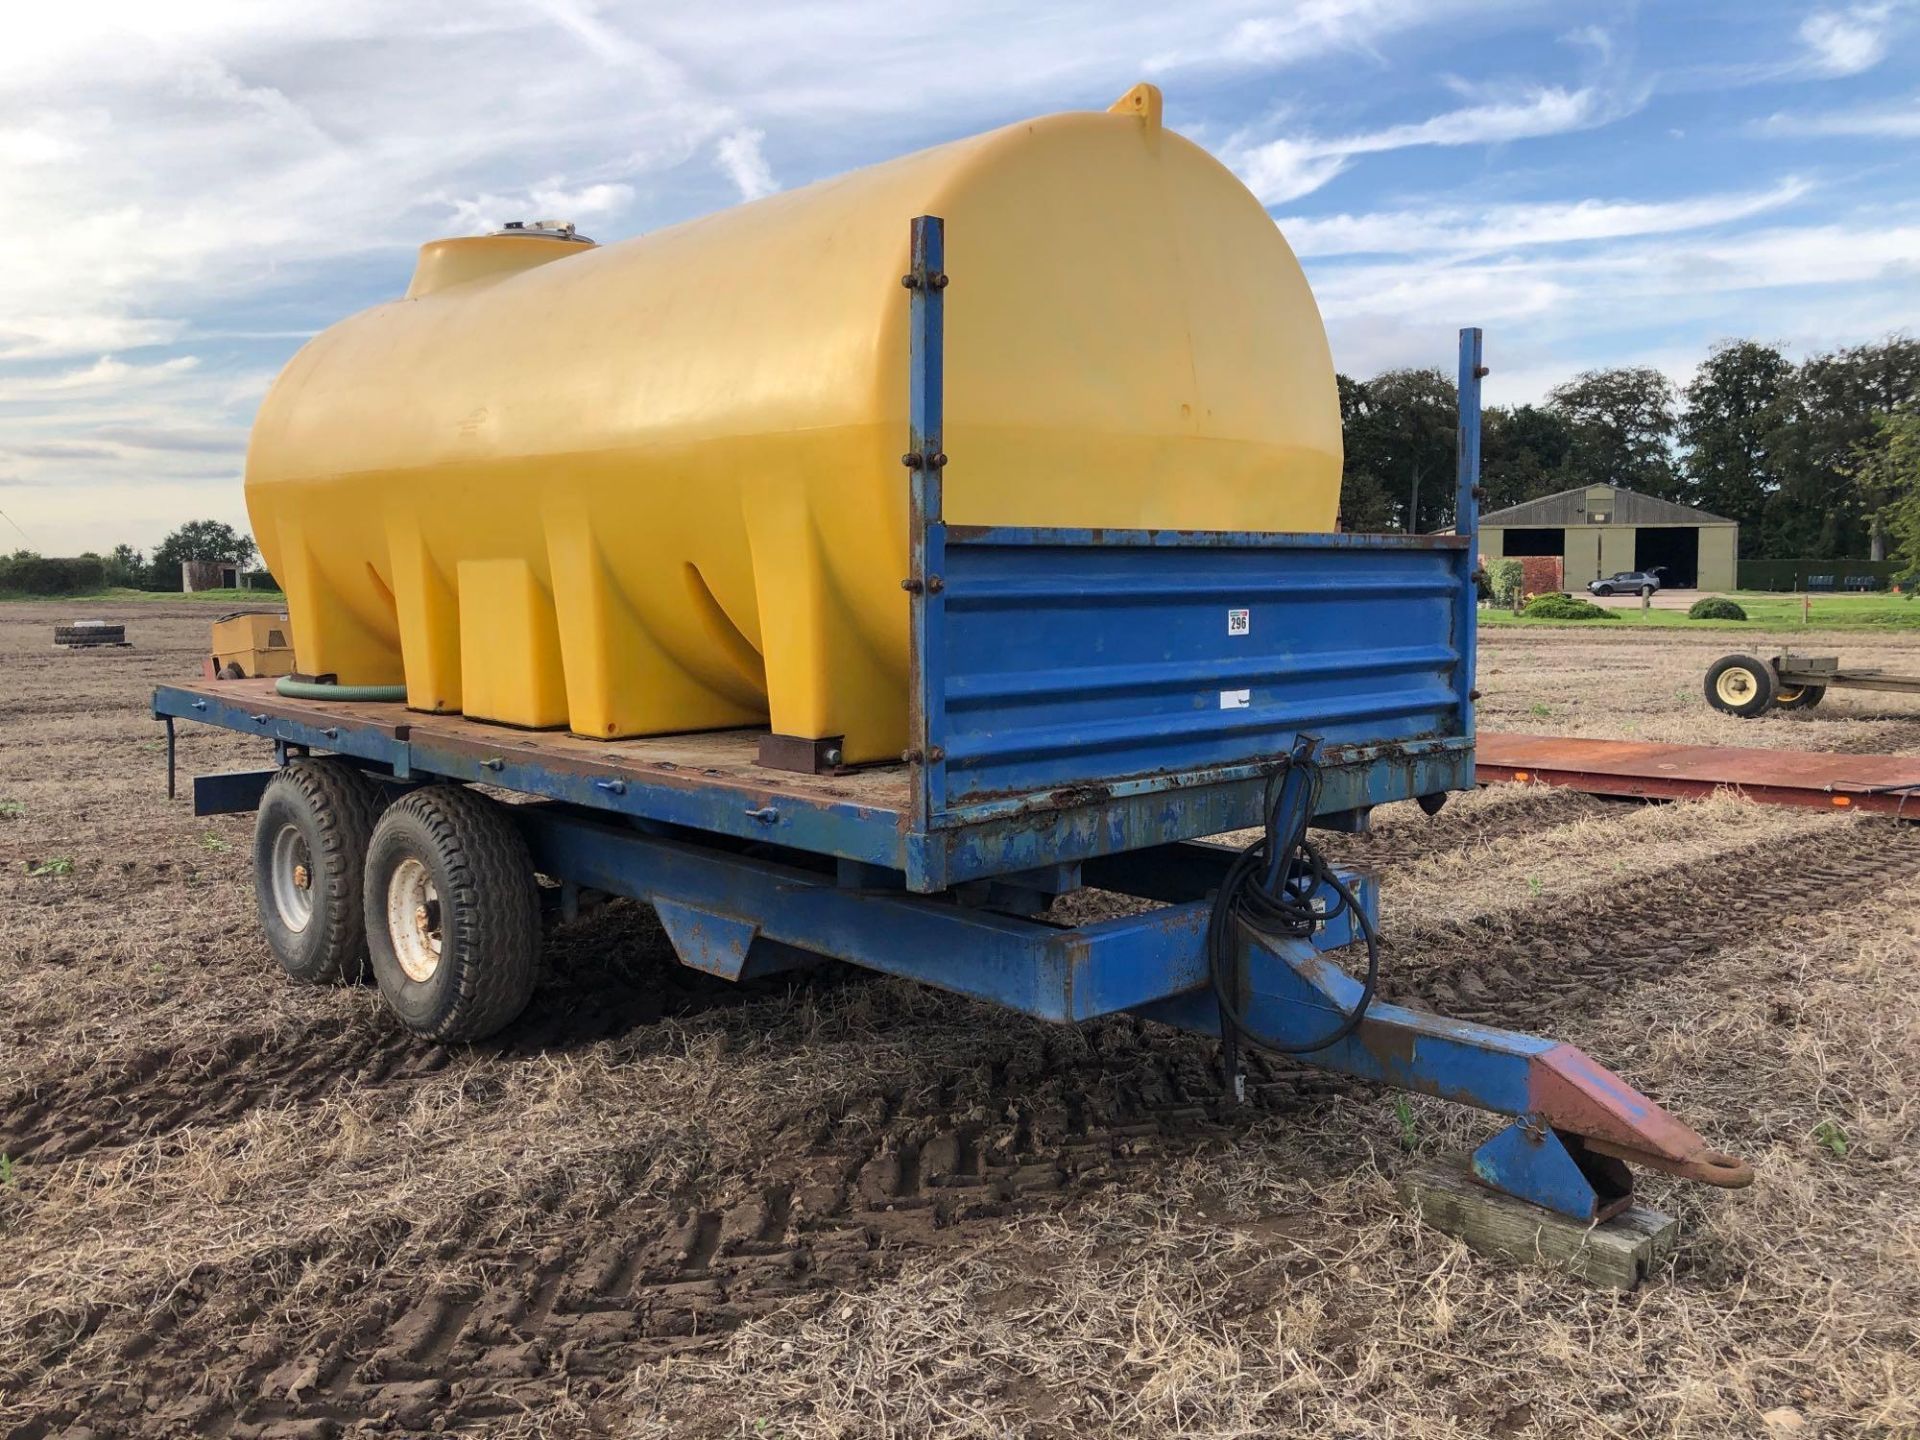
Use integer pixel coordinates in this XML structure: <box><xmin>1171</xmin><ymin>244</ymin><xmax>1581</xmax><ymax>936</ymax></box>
<box><xmin>933</xmin><ymin>528</ymin><xmax>1471</xmax><ymax>808</ymax></box>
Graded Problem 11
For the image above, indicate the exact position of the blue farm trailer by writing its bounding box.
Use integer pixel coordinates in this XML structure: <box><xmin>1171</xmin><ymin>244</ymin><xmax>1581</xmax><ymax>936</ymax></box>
<box><xmin>155</xmin><ymin>219</ymin><xmax>1751</xmax><ymax>1226</ymax></box>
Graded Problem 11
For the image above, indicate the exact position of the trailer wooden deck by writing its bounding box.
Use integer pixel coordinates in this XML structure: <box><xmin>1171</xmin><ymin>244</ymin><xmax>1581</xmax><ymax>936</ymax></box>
<box><xmin>1477</xmin><ymin>732</ymin><xmax>1920</xmax><ymax>818</ymax></box>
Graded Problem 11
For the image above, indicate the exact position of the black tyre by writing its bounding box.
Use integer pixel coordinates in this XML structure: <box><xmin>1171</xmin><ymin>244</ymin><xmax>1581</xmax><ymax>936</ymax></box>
<box><xmin>1705</xmin><ymin>654</ymin><xmax>1776</xmax><ymax>717</ymax></box>
<box><xmin>1595</xmin><ymin>585</ymin><xmax>1613</xmax><ymax>596</ymax></box>
<box><xmin>363</xmin><ymin>786</ymin><xmax>539</xmax><ymax>1042</ymax></box>
<box><xmin>1774</xmin><ymin>683</ymin><xmax>1827</xmax><ymax>711</ymax></box>
<box><xmin>1639</xmin><ymin>586</ymin><xmax>1654</xmax><ymax>598</ymax></box>
<box><xmin>254</xmin><ymin>759</ymin><xmax>385</xmax><ymax>984</ymax></box>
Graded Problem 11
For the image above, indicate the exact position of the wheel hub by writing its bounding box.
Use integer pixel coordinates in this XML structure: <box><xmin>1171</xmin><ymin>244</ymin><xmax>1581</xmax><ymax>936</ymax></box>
<box><xmin>269</xmin><ymin>824</ymin><xmax>315</xmax><ymax>934</ymax></box>
<box><xmin>387</xmin><ymin>857</ymin><xmax>444</xmax><ymax>983</ymax></box>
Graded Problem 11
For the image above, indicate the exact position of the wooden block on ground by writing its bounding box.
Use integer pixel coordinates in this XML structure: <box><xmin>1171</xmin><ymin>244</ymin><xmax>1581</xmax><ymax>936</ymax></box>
<box><xmin>1396</xmin><ymin>1153</ymin><xmax>1677</xmax><ymax>1291</ymax></box>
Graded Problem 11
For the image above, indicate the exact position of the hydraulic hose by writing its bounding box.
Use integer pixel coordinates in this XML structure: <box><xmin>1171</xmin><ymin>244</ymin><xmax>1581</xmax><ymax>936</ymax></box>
<box><xmin>274</xmin><ymin>677</ymin><xmax>407</xmax><ymax>703</ymax></box>
<box><xmin>1206</xmin><ymin>740</ymin><xmax>1383</xmax><ymax>1058</ymax></box>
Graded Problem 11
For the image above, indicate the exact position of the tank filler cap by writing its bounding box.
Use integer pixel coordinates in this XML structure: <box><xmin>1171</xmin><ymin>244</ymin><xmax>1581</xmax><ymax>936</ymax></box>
<box><xmin>1108</xmin><ymin>82</ymin><xmax>1163</xmax><ymax>129</ymax></box>
<box><xmin>405</xmin><ymin>221</ymin><xmax>599</xmax><ymax>299</ymax></box>
<box><xmin>492</xmin><ymin>219</ymin><xmax>595</xmax><ymax>243</ymax></box>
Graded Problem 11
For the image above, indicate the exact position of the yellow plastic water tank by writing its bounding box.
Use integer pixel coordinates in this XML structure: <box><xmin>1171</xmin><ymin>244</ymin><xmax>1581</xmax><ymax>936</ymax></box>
<box><xmin>245</xmin><ymin>83</ymin><xmax>1341</xmax><ymax>763</ymax></box>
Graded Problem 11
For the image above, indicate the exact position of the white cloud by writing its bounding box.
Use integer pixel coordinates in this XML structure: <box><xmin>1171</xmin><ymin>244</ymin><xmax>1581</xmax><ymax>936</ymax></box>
<box><xmin>1560</xmin><ymin>24</ymin><xmax>1613</xmax><ymax>62</ymax></box>
<box><xmin>0</xmin><ymin>2</ymin><xmax>1915</xmax><ymax>552</ymax></box>
<box><xmin>1760</xmin><ymin>94</ymin><xmax>1920</xmax><ymax>138</ymax></box>
<box><xmin>0</xmin><ymin>355</ymin><xmax>201</xmax><ymax>398</ymax></box>
<box><xmin>714</xmin><ymin>128</ymin><xmax>779</xmax><ymax>201</ymax></box>
<box><xmin>1231</xmin><ymin>87</ymin><xmax>1624</xmax><ymax>205</ymax></box>
<box><xmin>1147</xmin><ymin>0</ymin><xmax>1498</xmax><ymax>73</ymax></box>
<box><xmin>1797</xmin><ymin>4</ymin><xmax>1896</xmax><ymax>76</ymax></box>
<box><xmin>1313</xmin><ymin>219</ymin><xmax>1920</xmax><ymax>322</ymax></box>
<box><xmin>1280</xmin><ymin>179</ymin><xmax>1813</xmax><ymax>256</ymax></box>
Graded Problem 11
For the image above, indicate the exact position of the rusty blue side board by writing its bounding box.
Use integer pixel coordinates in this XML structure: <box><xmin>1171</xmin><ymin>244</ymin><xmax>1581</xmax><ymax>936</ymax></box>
<box><xmin>901</xmin><ymin>216</ymin><xmax>1480</xmax><ymax>857</ymax></box>
<box><xmin>925</xmin><ymin>529</ymin><xmax>1473</xmax><ymax>812</ymax></box>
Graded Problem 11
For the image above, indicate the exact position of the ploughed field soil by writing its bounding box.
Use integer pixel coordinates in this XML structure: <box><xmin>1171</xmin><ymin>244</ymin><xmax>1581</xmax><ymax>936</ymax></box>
<box><xmin>2</xmin><ymin>603</ymin><xmax>1918</xmax><ymax>1439</ymax></box>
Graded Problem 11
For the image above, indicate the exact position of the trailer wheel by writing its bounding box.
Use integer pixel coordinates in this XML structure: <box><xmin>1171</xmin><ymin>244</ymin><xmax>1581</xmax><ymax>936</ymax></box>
<box><xmin>1705</xmin><ymin>654</ymin><xmax>1776</xmax><ymax>717</ymax></box>
<box><xmin>1774</xmin><ymin>683</ymin><xmax>1827</xmax><ymax>711</ymax></box>
<box><xmin>254</xmin><ymin>759</ymin><xmax>385</xmax><ymax>984</ymax></box>
<box><xmin>363</xmin><ymin>786</ymin><xmax>539</xmax><ymax>1042</ymax></box>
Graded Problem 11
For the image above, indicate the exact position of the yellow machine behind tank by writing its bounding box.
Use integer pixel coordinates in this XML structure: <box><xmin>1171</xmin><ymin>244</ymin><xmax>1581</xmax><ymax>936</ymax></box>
<box><xmin>244</xmin><ymin>84</ymin><xmax>1341</xmax><ymax>764</ymax></box>
<box><xmin>209</xmin><ymin>610</ymin><xmax>296</xmax><ymax>680</ymax></box>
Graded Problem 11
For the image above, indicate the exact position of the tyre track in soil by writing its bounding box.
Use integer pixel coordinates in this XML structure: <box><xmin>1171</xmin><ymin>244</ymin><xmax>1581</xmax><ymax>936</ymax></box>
<box><xmin>0</xmin><ymin>789</ymin><xmax>1585</xmax><ymax>1170</ymax></box>
<box><xmin>13</xmin><ymin>816</ymin><xmax>1919</xmax><ymax>1437</ymax></box>
<box><xmin>1376</xmin><ymin>815</ymin><xmax>1920</xmax><ymax>1029</ymax></box>
<box><xmin>0</xmin><ymin>949</ymin><xmax>834</xmax><ymax>1168</ymax></box>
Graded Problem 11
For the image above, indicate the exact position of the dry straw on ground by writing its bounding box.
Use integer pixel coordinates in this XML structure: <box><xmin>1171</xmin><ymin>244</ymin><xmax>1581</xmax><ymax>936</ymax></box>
<box><xmin>2</xmin><ymin>604</ymin><xmax>1917</xmax><ymax>1437</ymax></box>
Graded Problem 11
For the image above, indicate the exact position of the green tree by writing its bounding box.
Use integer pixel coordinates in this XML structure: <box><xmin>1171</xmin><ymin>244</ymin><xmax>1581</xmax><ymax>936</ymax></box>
<box><xmin>1850</xmin><ymin>409</ymin><xmax>1920</xmax><ymax>577</ymax></box>
<box><xmin>1775</xmin><ymin>338</ymin><xmax>1920</xmax><ymax>559</ymax></box>
<box><xmin>1335</xmin><ymin>374</ymin><xmax>1394</xmax><ymax>531</ymax></box>
<box><xmin>1341</xmin><ymin>368</ymin><xmax>1458</xmax><ymax>533</ymax></box>
<box><xmin>1547</xmin><ymin>367</ymin><xmax>1680</xmax><ymax>498</ymax></box>
<box><xmin>1679</xmin><ymin>340</ymin><xmax>1792</xmax><ymax>552</ymax></box>
<box><xmin>1481</xmin><ymin>403</ymin><xmax>1573</xmax><ymax>511</ymax></box>
<box><xmin>102</xmin><ymin>543</ymin><xmax>144</xmax><ymax>588</ymax></box>
<box><xmin>146</xmin><ymin>520</ymin><xmax>257</xmax><ymax>591</ymax></box>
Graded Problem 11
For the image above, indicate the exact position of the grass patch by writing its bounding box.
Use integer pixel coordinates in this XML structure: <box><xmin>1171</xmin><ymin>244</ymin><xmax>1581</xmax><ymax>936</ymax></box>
<box><xmin>0</xmin><ymin>586</ymin><xmax>284</xmax><ymax>604</ymax></box>
<box><xmin>1484</xmin><ymin>592</ymin><xmax>1920</xmax><ymax>631</ymax></box>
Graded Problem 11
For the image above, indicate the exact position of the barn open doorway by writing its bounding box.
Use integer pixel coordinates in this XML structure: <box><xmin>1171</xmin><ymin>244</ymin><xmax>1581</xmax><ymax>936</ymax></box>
<box><xmin>1634</xmin><ymin>527</ymin><xmax>1698</xmax><ymax>588</ymax></box>
<box><xmin>1503</xmin><ymin>528</ymin><xmax>1564</xmax><ymax>556</ymax></box>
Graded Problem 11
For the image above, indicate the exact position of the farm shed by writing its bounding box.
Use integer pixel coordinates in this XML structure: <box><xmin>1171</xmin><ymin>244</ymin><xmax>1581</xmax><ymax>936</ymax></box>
<box><xmin>1479</xmin><ymin>485</ymin><xmax>1737</xmax><ymax>591</ymax></box>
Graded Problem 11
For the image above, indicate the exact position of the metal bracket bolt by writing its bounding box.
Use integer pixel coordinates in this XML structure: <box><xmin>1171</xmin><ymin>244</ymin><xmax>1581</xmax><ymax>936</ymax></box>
<box><xmin>900</xmin><ymin>272</ymin><xmax>949</xmax><ymax>290</ymax></box>
<box><xmin>901</xmin><ymin>451</ymin><xmax>948</xmax><ymax>470</ymax></box>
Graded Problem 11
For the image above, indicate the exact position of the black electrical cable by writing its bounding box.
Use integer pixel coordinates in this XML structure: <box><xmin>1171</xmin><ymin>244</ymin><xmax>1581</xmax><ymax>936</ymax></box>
<box><xmin>1207</xmin><ymin>755</ymin><xmax>1383</xmax><ymax>1056</ymax></box>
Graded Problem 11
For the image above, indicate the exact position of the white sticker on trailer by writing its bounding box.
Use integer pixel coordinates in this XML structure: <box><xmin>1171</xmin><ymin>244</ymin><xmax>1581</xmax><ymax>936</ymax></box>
<box><xmin>1227</xmin><ymin>608</ymin><xmax>1250</xmax><ymax>635</ymax></box>
<box><xmin>1220</xmin><ymin>688</ymin><xmax>1251</xmax><ymax>709</ymax></box>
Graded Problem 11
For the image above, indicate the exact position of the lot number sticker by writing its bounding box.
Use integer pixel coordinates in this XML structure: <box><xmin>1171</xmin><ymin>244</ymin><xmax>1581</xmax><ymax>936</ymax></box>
<box><xmin>1227</xmin><ymin>608</ymin><xmax>1250</xmax><ymax>636</ymax></box>
<box><xmin>1220</xmin><ymin>689</ymin><xmax>1251</xmax><ymax>709</ymax></box>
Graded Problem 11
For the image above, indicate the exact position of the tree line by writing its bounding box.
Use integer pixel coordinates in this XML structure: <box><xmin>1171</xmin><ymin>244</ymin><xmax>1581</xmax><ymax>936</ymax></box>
<box><xmin>1339</xmin><ymin>336</ymin><xmax>1920</xmax><ymax>563</ymax></box>
<box><xmin>0</xmin><ymin>520</ymin><xmax>260</xmax><ymax>596</ymax></box>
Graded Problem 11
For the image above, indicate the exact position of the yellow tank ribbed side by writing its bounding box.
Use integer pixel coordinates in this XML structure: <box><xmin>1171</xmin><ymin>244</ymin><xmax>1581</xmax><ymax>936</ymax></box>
<box><xmin>244</xmin><ymin>84</ymin><xmax>1342</xmax><ymax>761</ymax></box>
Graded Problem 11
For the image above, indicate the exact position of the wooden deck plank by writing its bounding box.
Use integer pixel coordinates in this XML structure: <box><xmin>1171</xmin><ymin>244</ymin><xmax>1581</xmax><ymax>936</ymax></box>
<box><xmin>174</xmin><ymin>678</ymin><xmax>914</xmax><ymax>813</ymax></box>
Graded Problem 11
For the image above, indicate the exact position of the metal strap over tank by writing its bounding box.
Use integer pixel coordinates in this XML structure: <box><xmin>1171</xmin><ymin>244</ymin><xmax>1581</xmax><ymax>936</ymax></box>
<box><xmin>1455</xmin><ymin>326</ymin><xmax>1484</xmax><ymax>743</ymax></box>
<box><xmin>905</xmin><ymin>214</ymin><xmax>949</xmax><ymax>830</ymax></box>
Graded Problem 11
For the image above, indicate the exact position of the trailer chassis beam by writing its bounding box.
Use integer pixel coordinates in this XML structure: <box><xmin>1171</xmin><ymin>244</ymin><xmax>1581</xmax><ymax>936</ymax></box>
<box><xmin>514</xmin><ymin>803</ymin><xmax>1748</xmax><ymax>1221</ymax></box>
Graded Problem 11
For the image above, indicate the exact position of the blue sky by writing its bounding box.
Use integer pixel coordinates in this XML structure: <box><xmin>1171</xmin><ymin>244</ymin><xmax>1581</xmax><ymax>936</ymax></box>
<box><xmin>1</xmin><ymin>0</ymin><xmax>1915</xmax><ymax>555</ymax></box>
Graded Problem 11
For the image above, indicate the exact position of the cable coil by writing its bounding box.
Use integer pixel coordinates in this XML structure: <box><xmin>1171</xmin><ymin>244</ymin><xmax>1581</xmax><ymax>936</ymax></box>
<box><xmin>1206</xmin><ymin>741</ymin><xmax>1383</xmax><ymax>1058</ymax></box>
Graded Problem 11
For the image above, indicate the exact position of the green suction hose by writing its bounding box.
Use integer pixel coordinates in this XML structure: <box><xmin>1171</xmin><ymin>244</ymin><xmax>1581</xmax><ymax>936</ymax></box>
<box><xmin>274</xmin><ymin>676</ymin><xmax>407</xmax><ymax>702</ymax></box>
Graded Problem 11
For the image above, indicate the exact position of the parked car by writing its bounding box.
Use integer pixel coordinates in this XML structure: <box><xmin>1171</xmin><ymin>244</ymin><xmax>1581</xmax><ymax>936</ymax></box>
<box><xmin>1588</xmin><ymin>569</ymin><xmax>1664</xmax><ymax>597</ymax></box>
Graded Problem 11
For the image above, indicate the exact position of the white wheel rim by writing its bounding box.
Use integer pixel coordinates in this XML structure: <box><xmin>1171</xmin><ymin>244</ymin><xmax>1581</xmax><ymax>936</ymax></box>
<box><xmin>270</xmin><ymin>823</ymin><xmax>314</xmax><ymax>933</ymax></box>
<box><xmin>386</xmin><ymin>857</ymin><xmax>444</xmax><ymax>983</ymax></box>
<box><xmin>1716</xmin><ymin>669</ymin><xmax>1755</xmax><ymax>706</ymax></box>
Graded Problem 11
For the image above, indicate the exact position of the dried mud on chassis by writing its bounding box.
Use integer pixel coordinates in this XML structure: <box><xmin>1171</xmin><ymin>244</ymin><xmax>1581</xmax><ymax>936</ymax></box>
<box><xmin>3</xmin><ymin>604</ymin><xmax>1920</xmax><ymax>1438</ymax></box>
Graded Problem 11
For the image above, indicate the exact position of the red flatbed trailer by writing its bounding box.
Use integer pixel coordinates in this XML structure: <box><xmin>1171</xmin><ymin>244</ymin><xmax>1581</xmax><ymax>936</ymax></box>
<box><xmin>1477</xmin><ymin>732</ymin><xmax>1920</xmax><ymax>819</ymax></box>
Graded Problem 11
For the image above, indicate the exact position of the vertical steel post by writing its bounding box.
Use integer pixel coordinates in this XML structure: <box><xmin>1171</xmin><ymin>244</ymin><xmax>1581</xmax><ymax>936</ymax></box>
<box><xmin>1456</xmin><ymin>327</ymin><xmax>1485</xmax><ymax>740</ymax></box>
<box><xmin>906</xmin><ymin>215</ymin><xmax>949</xmax><ymax>831</ymax></box>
